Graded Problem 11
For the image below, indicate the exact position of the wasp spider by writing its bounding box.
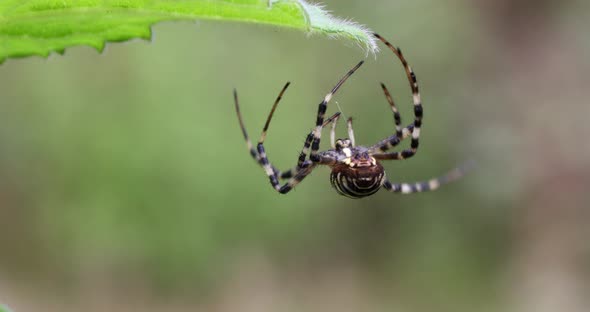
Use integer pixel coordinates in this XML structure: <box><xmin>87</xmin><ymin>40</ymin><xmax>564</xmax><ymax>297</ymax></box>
<box><xmin>233</xmin><ymin>33</ymin><xmax>468</xmax><ymax>198</ymax></box>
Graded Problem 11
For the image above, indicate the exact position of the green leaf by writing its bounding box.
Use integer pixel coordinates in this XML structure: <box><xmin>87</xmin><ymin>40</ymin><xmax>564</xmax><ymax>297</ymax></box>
<box><xmin>0</xmin><ymin>0</ymin><xmax>377</xmax><ymax>63</ymax></box>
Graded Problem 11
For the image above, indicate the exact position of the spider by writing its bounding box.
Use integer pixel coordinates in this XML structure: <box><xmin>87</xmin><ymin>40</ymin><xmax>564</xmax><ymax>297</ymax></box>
<box><xmin>233</xmin><ymin>33</ymin><xmax>468</xmax><ymax>198</ymax></box>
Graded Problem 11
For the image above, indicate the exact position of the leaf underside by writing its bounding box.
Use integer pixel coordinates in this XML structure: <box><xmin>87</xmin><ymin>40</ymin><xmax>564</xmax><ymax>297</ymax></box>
<box><xmin>0</xmin><ymin>0</ymin><xmax>377</xmax><ymax>63</ymax></box>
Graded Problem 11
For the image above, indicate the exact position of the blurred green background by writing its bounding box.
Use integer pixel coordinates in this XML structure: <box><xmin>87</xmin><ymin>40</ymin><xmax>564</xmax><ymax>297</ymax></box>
<box><xmin>1</xmin><ymin>0</ymin><xmax>589</xmax><ymax>311</ymax></box>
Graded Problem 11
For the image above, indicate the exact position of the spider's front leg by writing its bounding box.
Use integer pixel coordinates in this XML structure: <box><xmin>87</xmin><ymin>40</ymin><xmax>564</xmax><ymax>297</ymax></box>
<box><xmin>276</xmin><ymin>112</ymin><xmax>342</xmax><ymax>180</ymax></box>
<box><xmin>235</xmin><ymin>81</ymin><xmax>345</xmax><ymax>179</ymax></box>
<box><xmin>234</xmin><ymin>83</ymin><xmax>289</xmax><ymax>164</ymax></box>
<box><xmin>234</xmin><ymin>85</ymin><xmax>314</xmax><ymax>193</ymax></box>
<box><xmin>308</xmin><ymin>61</ymin><xmax>364</xmax><ymax>162</ymax></box>
<box><xmin>257</xmin><ymin>129</ymin><xmax>340</xmax><ymax>193</ymax></box>
<box><xmin>257</xmin><ymin>153</ymin><xmax>339</xmax><ymax>194</ymax></box>
<box><xmin>280</xmin><ymin>60</ymin><xmax>364</xmax><ymax>178</ymax></box>
<box><xmin>269</xmin><ymin>58</ymin><xmax>365</xmax><ymax>191</ymax></box>
<box><xmin>369</xmin><ymin>33</ymin><xmax>423</xmax><ymax>160</ymax></box>
<box><xmin>234</xmin><ymin>80</ymin><xmax>347</xmax><ymax>193</ymax></box>
<box><xmin>257</xmin><ymin>113</ymin><xmax>344</xmax><ymax>192</ymax></box>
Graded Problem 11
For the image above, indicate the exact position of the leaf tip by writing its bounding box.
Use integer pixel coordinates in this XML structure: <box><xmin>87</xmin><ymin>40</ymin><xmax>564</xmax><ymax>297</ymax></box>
<box><xmin>297</xmin><ymin>1</ymin><xmax>379</xmax><ymax>55</ymax></box>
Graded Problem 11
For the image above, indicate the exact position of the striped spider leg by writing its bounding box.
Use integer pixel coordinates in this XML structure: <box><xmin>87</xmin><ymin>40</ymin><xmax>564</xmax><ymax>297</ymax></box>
<box><xmin>369</xmin><ymin>33</ymin><xmax>423</xmax><ymax>159</ymax></box>
<box><xmin>234</xmin><ymin>61</ymin><xmax>364</xmax><ymax>194</ymax></box>
<box><xmin>370</xmin><ymin>33</ymin><xmax>469</xmax><ymax>194</ymax></box>
<box><xmin>234</xmin><ymin>83</ymin><xmax>341</xmax><ymax>180</ymax></box>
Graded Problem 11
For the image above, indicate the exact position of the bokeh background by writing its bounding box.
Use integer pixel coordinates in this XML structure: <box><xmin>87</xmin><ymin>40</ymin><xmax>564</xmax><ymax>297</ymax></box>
<box><xmin>1</xmin><ymin>0</ymin><xmax>589</xmax><ymax>311</ymax></box>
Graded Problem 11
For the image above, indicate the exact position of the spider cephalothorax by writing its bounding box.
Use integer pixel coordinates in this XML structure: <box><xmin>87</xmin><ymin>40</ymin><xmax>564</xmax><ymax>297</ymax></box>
<box><xmin>233</xmin><ymin>33</ymin><xmax>468</xmax><ymax>198</ymax></box>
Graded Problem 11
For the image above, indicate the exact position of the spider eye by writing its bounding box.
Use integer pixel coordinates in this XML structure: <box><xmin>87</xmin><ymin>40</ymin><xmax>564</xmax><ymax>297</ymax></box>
<box><xmin>353</xmin><ymin>152</ymin><xmax>370</xmax><ymax>160</ymax></box>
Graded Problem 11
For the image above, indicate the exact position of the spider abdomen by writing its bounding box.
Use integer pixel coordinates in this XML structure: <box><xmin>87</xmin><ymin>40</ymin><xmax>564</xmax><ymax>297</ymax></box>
<box><xmin>330</xmin><ymin>163</ymin><xmax>385</xmax><ymax>198</ymax></box>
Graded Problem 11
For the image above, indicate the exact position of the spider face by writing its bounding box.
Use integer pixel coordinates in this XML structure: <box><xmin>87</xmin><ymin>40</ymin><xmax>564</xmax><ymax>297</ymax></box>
<box><xmin>233</xmin><ymin>33</ymin><xmax>468</xmax><ymax>198</ymax></box>
<box><xmin>336</xmin><ymin>140</ymin><xmax>376</xmax><ymax>167</ymax></box>
<box><xmin>330</xmin><ymin>144</ymin><xmax>385</xmax><ymax>198</ymax></box>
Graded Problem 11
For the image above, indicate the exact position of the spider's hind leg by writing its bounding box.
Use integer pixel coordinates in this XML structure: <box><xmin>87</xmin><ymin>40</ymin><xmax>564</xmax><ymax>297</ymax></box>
<box><xmin>382</xmin><ymin>163</ymin><xmax>472</xmax><ymax>194</ymax></box>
